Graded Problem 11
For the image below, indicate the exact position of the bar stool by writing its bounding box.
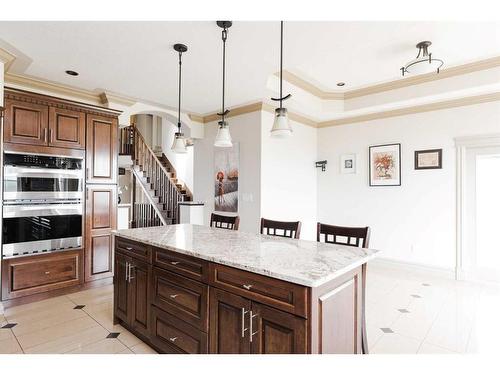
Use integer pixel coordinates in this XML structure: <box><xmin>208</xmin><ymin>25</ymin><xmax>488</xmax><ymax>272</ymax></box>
<box><xmin>210</xmin><ymin>213</ymin><xmax>240</xmax><ymax>230</ymax></box>
<box><xmin>260</xmin><ymin>218</ymin><xmax>302</xmax><ymax>239</ymax></box>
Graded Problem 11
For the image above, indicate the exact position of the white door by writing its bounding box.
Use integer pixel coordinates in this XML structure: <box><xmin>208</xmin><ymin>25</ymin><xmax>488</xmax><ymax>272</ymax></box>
<box><xmin>463</xmin><ymin>146</ymin><xmax>500</xmax><ymax>283</ymax></box>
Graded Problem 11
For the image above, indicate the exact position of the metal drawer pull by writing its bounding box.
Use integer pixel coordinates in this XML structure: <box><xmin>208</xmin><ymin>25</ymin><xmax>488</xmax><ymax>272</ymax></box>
<box><xmin>169</xmin><ymin>337</ymin><xmax>178</xmax><ymax>342</ymax></box>
<box><xmin>249</xmin><ymin>311</ymin><xmax>259</xmax><ymax>342</ymax></box>
<box><xmin>45</xmin><ymin>271</ymin><xmax>50</xmax><ymax>275</ymax></box>
<box><xmin>125</xmin><ymin>246</ymin><xmax>133</xmax><ymax>250</ymax></box>
<box><xmin>125</xmin><ymin>261</ymin><xmax>129</xmax><ymax>281</ymax></box>
<box><xmin>169</xmin><ymin>294</ymin><xmax>179</xmax><ymax>299</ymax></box>
<box><xmin>242</xmin><ymin>284</ymin><xmax>253</xmax><ymax>290</ymax></box>
<box><xmin>241</xmin><ymin>308</ymin><xmax>248</xmax><ymax>338</ymax></box>
<box><xmin>170</xmin><ymin>261</ymin><xmax>180</xmax><ymax>265</ymax></box>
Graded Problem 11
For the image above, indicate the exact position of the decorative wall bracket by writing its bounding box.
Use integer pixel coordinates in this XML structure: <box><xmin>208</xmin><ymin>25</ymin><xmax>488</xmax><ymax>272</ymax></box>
<box><xmin>316</xmin><ymin>160</ymin><xmax>327</xmax><ymax>172</ymax></box>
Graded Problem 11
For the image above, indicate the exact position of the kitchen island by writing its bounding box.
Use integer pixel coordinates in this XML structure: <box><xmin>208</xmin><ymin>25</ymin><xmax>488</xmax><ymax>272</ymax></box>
<box><xmin>113</xmin><ymin>224</ymin><xmax>378</xmax><ymax>354</ymax></box>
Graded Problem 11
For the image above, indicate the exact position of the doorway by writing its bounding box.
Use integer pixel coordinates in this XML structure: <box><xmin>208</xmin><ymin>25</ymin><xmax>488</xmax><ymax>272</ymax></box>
<box><xmin>457</xmin><ymin>135</ymin><xmax>500</xmax><ymax>283</ymax></box>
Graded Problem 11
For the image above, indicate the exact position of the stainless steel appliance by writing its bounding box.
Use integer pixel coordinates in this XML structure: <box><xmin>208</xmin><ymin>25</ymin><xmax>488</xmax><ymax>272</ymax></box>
<box><xmin>2</xmin><ymin>152</ymin><xmax>84</xmax><ymax>258</ymax></box>
<box><xmin>3</xmin><ymin>152</ymin><xmax>83</xmax><ymax>201</ymax></box>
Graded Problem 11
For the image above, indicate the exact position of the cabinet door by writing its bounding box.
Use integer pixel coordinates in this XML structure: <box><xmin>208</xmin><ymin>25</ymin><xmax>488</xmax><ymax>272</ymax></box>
<box><xmin>49</xmin><ymin>107</ymin><xmax>86</xmax><ymax>149</ymax></box>
<box><xmin>129</xmin><ymin>258</ymin><xmax>151</xmax><ymax>337</ymax></box>
<box><xmin>250</xmin><ymin>302</ymin><xmax>307</xmax><ymax>354</ymax></box>
<box><xmin>85</xmin><ymin>185</ymin><xmax>117</xmax><ymax>282</ymax></box>
<box><xmin>209</xmin><ymin>288</ymin><xmax>251</xmax><ymax>354</ymax></box>
<box><xmin>86</xmin><ymin>114</ymin><xmax>118</xmax><ymax>184</ymax></box>
<box><xmin>114</xmin><ymin>252</ymin><xmax>130</xmax><ymax>324</ymax></box>
<box><xmin>4</xmin><ymin>98</ymin><xmax>49</xmax><ymax>146</ymax></box>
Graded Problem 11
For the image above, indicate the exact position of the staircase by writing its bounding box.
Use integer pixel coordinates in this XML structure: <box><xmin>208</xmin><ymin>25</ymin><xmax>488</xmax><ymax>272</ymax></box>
<box><xmin>120</xmin><ymin>125</ymin><xmax>192</xmax><ymax>227</ymax></box>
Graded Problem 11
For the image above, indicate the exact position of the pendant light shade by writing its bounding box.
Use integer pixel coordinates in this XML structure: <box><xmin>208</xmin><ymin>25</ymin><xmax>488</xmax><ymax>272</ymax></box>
<box><xmin>270</xmin><ymin>21</ymin><xmax>292</xmax><ymax>137</ymax></box>
<box><xmin>271</xmin><ymin>108</ymin><xmax>291</xmax><ymax>137</ymax></box>
<box><xmin>401</xmin><ymin>41</ymin><xmax>444</xmax><ymax>76</ymax></box>
<box><xmin>215</xmin><ymin>21</ymin><xmax>233</xmax><ymax>148</ymax></box>
<box><xmin>171</xmin><ymin>43</ymin><xmax>188</xmax><ymax>154</ymax></box>
<box><xmin>214</xmin><ymin>121</ymin><xmax>232</xmax><ymax>147</ymax></box>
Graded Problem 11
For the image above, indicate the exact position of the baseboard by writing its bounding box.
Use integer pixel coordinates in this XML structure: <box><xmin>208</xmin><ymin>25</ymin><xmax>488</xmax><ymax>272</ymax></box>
<box><xmin>369</xmin><ymin>257</ymin><xmax>456</xmax><ymax>280</ymax></box>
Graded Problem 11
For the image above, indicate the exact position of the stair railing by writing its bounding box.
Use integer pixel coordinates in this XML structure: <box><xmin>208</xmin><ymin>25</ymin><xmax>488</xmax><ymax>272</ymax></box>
<box><xmin>133</xmin><ymin>126</ymin><xmax>184</xmax><ymax>224</ymax></box>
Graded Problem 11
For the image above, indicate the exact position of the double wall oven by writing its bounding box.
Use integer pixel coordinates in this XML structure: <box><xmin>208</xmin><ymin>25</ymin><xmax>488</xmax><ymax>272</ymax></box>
<box><xmin>2</xmin><ymin>152</ymin><xmax>84</xmax><ymax>258</ymax></box>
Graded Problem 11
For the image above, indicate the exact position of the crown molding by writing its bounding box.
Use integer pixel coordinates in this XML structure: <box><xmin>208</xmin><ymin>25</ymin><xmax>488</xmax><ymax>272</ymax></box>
<box><xmin>281</xmin><ymin>56</ymin><xmax>500</xmax><ymax>101</ymax></box>
<box><xmin>201</xmin><ymin>102</ymin><xmax>264</xmax><ymax>123</ymax></box>
<box><xmin>100</xmin><ymin>92</ymin><xmax>137</xmax><ymax>107</ymax></box>
<box><xmin>317</xmin><ymin>91</ymin><xmax>500</xmax><ymax>128</ymax></box>
<box><xmin>0</xmin><ymin>47</ymin><xmax>16</xmax><ymax>71</ymax></box>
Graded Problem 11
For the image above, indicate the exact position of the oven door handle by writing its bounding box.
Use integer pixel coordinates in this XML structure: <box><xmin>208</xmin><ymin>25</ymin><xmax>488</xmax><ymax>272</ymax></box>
<box><xmin>2</xmin><ymin>204</ymin><xmax>83</xmax><ymax>218</ymax></box>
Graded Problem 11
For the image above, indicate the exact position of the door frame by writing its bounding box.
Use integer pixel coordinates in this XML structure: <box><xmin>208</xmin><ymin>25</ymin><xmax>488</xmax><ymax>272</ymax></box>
<box><xmin>455</xmin><ymin>133</ymin><xmax>500</xmax><ymax>281</ymax></box>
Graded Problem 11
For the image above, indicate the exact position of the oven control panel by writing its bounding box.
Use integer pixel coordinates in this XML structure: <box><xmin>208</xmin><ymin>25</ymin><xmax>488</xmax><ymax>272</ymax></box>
<box><xmin>4</xmin><ymin>153</ymin><xmax>83</xmax><ymax>170</ymax></box>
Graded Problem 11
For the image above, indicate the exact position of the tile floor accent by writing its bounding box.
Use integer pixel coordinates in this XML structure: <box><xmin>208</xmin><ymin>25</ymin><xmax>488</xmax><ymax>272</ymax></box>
<box><xmin>1</xmin><ymin>263</ymin><xmax>499</xmax><ymax>354</ymax></box>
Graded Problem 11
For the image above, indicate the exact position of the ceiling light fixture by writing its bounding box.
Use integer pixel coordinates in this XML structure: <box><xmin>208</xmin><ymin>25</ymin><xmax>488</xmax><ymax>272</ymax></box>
<box><xmin>214</xmin><ymin>21</ymin><xmax>233</xmax><ymax>148</ymax></box>
<box><xmin>65</xmin><ymin>70</ymin><xmax>79</xmax><ymax>76</ymax></box>
<box><xmin>270</xmin><ymin>21</ymin><xmax>292</xmax><ymax>137</ymax></box>
<box><xmin>401</xmin><ymin>41</ymin><xmax>443</xmax><ymax>76</ymax></box>
<box><xmin>171</xmin><ymin>43</ymin><xmax>188</xmax><ymax>154</ymax></box>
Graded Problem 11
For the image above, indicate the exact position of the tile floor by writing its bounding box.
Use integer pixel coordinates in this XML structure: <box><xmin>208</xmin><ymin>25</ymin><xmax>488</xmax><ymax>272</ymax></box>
<box><xmin>1</xmin><ymin>263</ymin><xmax>499</xmax><ymax>354</ymax></box>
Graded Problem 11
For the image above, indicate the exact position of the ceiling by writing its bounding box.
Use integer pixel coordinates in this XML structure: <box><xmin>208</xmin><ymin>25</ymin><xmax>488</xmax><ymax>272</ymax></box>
<box><xmin>0</xmin><ymin>21</ymin><xmax>499</xmax><ymax>114</ymax></box>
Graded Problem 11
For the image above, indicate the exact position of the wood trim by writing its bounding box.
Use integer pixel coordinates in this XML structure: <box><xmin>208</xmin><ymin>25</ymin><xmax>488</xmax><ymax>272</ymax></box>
<box><xmin>100</xmin><ymin>92</ymin><xmax>137</xmax><ymax>107</ymax></box>
<box><xmin>202</xmin><ymin>102</ymin><xmax>264</xmax><ymax>123</ymax></box>
<box><xmin>318</xmin><ymin>92</ymin><xmax>500</xmax><ymax>128</ymax></box>
<box><xmin>0</xmin><ymin>47</ymin><xmax>16</xmax><ymax>71</ymax></box>
<box><xmin>280</xmin><ymin>56</ymin><xmax>500</xmax><ymax>100</ymax></box>
<box><xmin>2</xmin><ymin>142</ymin><xmax>86</xmax><ymax>157</ymax></box>
<box><xmin>4</xmin><ymin>86</ymin><xmax>122</xmax><ymax>117</ymax></box>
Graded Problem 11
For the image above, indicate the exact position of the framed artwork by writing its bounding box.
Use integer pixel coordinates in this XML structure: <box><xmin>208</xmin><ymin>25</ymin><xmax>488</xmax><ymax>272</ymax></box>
<box><xmin>369</xmin><ymin>143</ymin><xmax>401</xmax><ymax>186</ymax></box>
<box><xmin>214</xmin><ymin>142</ymin><xmax>239</xmax><ymax>212</ymax></box>
<box><xmin>415</xmin><ymin>149</ymin><xmax>442</xmax><ymax>170</ymax></box>
<box><xmin>340</xmin><ymin>154</ymin><xmax>357</xmax><ymax>174</ymax></box>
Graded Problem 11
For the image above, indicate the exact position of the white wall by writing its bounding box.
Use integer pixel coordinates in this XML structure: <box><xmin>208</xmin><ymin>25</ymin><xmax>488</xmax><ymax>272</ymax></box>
<box><xmin>161</xmin><ymin>117</ymin><xmax>194</xmax><ymax>193</ymax></box>
<box><xmin>193</xmin><ymin>112</ymin><xmax>262</xmax><ymax>233</ymax></box>
<box><xmin>317</xmin><ymin>101</ymin><xmax>500</xmax><ymax>270</ymax></box>
<box><xmin>260</xmin><ymin>111</ymin><xmax>318</xmax><ymax>240</ymax></box>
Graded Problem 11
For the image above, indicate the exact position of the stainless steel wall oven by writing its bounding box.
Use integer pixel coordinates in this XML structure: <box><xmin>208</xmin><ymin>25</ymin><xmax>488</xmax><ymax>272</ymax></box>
<box><xmin>2</xmin><ymin>152</ymin><xmax>84</xmax><ymax>258</ymax></box>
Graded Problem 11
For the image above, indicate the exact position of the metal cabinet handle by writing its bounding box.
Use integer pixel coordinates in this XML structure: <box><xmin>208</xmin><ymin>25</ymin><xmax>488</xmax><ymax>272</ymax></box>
<box><xmin>45</xmin><ymin>271</ymin><xmax>50</xmax><ymax>275</ymax></box>
<box><xmin>242</xmin><ymin>284</ymin><xmax>253</xmax><ymax>290</ymax></box>
<box><xmin>43</xmin><ymin>128</ymin><xmax>48</xmax><ymax>143</ymax></box>
<box><xmin>169</xmin><ymin>337</ymin><xmax>178</xmax><ymax>342</ymax></box>
<box><xmin>241</xmin><ymin>308</ymin><xmax>248</xmax><ymax>338</ymax></box>
<box><xmin>126</xmin><ymin>246</ymin><xmax>133</xmax><ymax>251</ymax></box>
<box><xmin>49</xmin><ymin>129</ymin><xmax>53</xmax><ymax>143</ymax></box>
<box><xmin>125</xmin><ymin>261</ymin><xmax>129</xmax><ymax>281</ymax></box>
<box><xmin>169</xmin><ymin>294</ymin><xmax>179</xmax><ymax>299</ymax></box>
<box><xmin>249</xmin><ymin>311</ymin><xmax>258</xmax><ymax>342</ymax></box>
<box><xmin>170</xmin><ymin>261</ymin><xmax>180</xmax><ymax>265</ymax></box>
<box><xmin>128</xmin><ymin>264</ymin><xmax>135</xmax><ymax>283</ymax></box>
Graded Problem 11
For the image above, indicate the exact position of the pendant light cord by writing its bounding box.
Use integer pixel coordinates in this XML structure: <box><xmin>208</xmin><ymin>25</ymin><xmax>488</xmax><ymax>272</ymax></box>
<box><xmin>279</xmin><ymin>20</ymin><xmax>283</xmax><ymax>109</ymax></box>
<box><xmin>177</xmin><ymin>50</ymin><xmax>182</xmax><ymax>133</ymax></box>
<box><xmin>221</xmin><ymin>27</ymin><xmax>227</xmax><ymax>123</ymax></box>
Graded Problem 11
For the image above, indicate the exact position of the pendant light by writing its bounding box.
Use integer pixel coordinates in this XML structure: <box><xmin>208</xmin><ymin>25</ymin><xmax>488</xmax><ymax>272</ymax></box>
<box><xmin>171</xmin><ymin>43</ymin><xmax>188</xmax><ymax>154</ymax></box>
<box><xmin>401</xmin><ymin>41</ymin><xmax>444</xmax><ymax>76</ymax></box>
<box><xmin>270</xmin><ymin>21</ymin><xmax>292</xmax><ymax>137</ymax></box>
<box><xmin>214</xmin><ymin>21</ymin><xmax>233</xmax><ymax>148</ymax></box>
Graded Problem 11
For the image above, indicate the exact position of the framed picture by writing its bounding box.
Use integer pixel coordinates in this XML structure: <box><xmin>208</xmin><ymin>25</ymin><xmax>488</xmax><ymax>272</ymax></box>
<box><xmin>369</xmin><ymin>143</ymin><xmax>401</xmax><ymax>186</ymax></box>
<box><xmin>340</xmin><ymin>154</ymin><xmax>357</xmax><ymax>174</ymax></box>
<box><xmin>214</xmin><ymin>142</ymin><xmax>239</xmax><ymax>212</ymax></box>
<box><xmin>415</xmin><ymin>149</ymin><xmax>442</xmax><ymax>170</ymax></box>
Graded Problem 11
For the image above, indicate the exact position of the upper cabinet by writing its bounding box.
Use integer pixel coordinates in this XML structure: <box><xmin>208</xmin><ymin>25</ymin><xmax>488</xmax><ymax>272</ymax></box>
<box><xmin>3</xmin><ymin>89</ymin><xmax>120</xmax><ymax>153</ymax></box>
<box><xmin>86</xmin><ymin>113</ymin><xmax>118</xmax><ymax>184</ymax></box>
<box><xmin>49</xmin><ymin>107</ymin><xmax>86</xmax><ymax>149</ymax></box>
<box><xmin>4</xmin><ymin>97</ymin><xmax>49</xmax><ymax>146</ymax></box>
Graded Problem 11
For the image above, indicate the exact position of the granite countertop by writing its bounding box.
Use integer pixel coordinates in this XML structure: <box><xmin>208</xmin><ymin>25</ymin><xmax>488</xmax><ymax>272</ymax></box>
<box><xmin>113</xmin><ymin>224</ymin><xmax>379</xmax><ymax>288</ymax></box>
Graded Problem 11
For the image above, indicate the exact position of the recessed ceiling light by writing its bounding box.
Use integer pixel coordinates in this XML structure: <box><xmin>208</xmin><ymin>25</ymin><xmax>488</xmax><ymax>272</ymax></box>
<box><xmin>65</xmin><ymin>70</ymin><xmax>79</xmax><ymax>76</ymax></box>
<box><xmin>336</xmin><ymin>82</ymin><xmax>345</xmax><ymax>87</ymax></box>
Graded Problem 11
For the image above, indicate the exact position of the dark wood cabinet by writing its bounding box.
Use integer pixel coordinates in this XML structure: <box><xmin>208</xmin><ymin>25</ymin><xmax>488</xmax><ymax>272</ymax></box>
<box><xmin>3</xmin><ymin>97</ymin><xmax>49</xmax><ymax>146</ymax></box>
<box><xmin>209</xmin><ymin>287</ymin><xmax>251</xmax><ymax>354</ymax></box>
<box><xmin>250</xmin><ymin>302</ymin><xmax>307</xmax><ymax>354</ymax></box>
<box><xmin>86</xmin><ymin>113</ymin><xmax>118</xmax><ymax>184</ymax></box>
<box><xmin>1</xmin><ymin>250</ymin><xmax>83</xmax><ymax>300</ymax></box>
<box><xmin>113</xmin><ymin>252</ymin><xmax>151</xmax><ymax>337</ymax></box>
<box><xmin>48</xmin><ymin>106</ymin><xmax>86</xmax><ymax>149</ymax></box>
<box><xmin>85</xmin><ymin>185</ymin><xmax>117</xmax><ymax>282</ymax></box>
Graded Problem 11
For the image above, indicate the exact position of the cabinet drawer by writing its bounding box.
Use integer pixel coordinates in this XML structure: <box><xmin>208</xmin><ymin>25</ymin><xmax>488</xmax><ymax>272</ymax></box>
<box><xmin>152</xmin><ymin>267</ymin><xmax>208</xmax><ymax>331</ymax></box>
<box><xmin>115</xmin><ymin>237</ymin><xmax>151</xmax><ymax>262</ymax></box>
<box><xmin>1</xmin><ymin>250</ymin><xmax>83</xmax><ymax>300</ymax></box>
<box><xmin>209</xmin><ymin>263</ymin><xmax>308</xmax><ymax>318</ymax></box>
<box><xmin>151</xmin><ymin>306</ymin><xmax>208</xmax><ymax>354</ymax></box>
<box><xmin>153</xmin><ymin>247</ymin><xmax>208</xmax><ymax>282</ymax></box>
